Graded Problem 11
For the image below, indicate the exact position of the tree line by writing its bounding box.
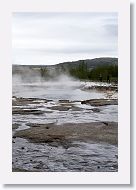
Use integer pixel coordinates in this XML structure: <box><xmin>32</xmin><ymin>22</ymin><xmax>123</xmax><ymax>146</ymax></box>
<box><xmin>40</xmin><ymin>61</ymin><xmax>118</xmax><ymax>83</ymax></box>
<box><xmin>69</xmin><ymin>62</ymin><xmax>118</xmax><ymax>82</ymax></box>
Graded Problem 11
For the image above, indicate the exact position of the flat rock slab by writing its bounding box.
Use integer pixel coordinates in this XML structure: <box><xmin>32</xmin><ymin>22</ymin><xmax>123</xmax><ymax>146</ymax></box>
<box><xmin>12</xmin><ymin>97</ymin><xmax>51</xmax><ymax>106</ymax></box>
<box><xmin>12</xmin><ymin>109</ymin><xmax>45</xmax><ymax>115</ymax></box>
<box><xmin>14</xmin><ymin>122</ymin><xmax>118</xmax><ymax>145</ymax></box>
<box><xmin>47</xmin><ymin>106</ymin><xmax>70</xmax><ymax>111</ymax></box>
<box><xmin>26</xmin><ymin>123</ymin><xmax>55</xmax><ymax>128</ymax></box>
<box><xmin>81</xmin><ymin>99</ymin><xmax>118</xmax><ymax>106</ymax></box>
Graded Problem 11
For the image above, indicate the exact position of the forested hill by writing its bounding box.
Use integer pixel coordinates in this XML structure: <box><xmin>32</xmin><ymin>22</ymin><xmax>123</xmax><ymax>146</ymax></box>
<box><xmin>55</xmin><ymin>57</ymin><xmax>118</xmax><ymax>70</ymax></box>
<box><xmin>12</xmin><ymin>57</ymin><xmax>118</xmax><ymax>82</ymax></box>
<box><xmin>13</xmin><ymin>57</ymin><xmax>118</xmax><ymax>71</ymax></box>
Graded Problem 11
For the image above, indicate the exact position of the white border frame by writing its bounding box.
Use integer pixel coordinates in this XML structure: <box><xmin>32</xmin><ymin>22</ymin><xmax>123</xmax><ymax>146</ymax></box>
<box><xmin>0</xmin><ymin>0</ymin><xmax>130</xmax><ymax>184</ymax></box>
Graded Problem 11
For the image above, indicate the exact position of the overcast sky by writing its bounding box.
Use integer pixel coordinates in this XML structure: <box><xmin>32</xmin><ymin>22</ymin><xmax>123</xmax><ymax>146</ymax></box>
<box><xmin>12</xmin><ymin>12</ymin><xmax>118</xmax><ymax>65</ymax></box>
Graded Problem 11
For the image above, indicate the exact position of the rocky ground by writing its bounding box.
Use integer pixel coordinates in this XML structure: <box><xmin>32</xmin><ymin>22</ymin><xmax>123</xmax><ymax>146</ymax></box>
<box><xmin>13</xmin><ymin>122</ymin><xmax>117</xmax><ymax>145</ymax></box>
<box><xmin>12</xmin><ymin>82</ymin><xmax>118</xmax><ymax>172</ymax></box>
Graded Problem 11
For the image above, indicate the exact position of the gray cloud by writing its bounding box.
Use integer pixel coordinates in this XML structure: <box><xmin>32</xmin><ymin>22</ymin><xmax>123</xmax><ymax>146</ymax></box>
<box><xmin>12</xmin><ymin>12</ymin><xmax>118</xmax><ymax>65</ymax></box>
